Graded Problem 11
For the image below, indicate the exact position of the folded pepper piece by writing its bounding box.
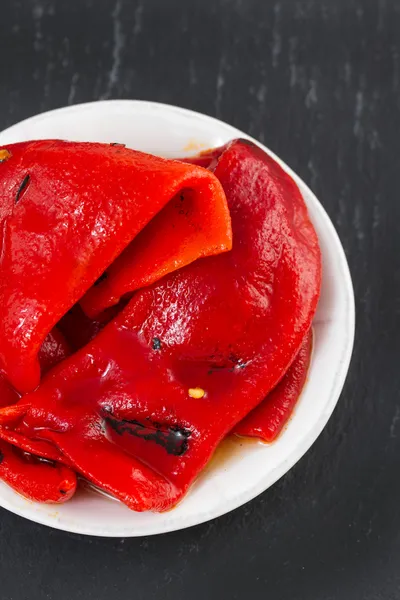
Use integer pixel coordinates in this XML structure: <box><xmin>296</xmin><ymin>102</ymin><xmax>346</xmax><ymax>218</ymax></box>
<box><xmin>0</xmin><ymin>327</ymin><xmax>70</xmax><ymax>408</ymax></box>
<box><xmin>0</xmin><ymin>141</ymin><xmax>231</xmax><ymax>392</ymax></box>
<box><xmin>0</xmin><ymin>139</ymin><xmax>321</xmax><ymax>511</ymax></box>
<box><xmin>0</xmin><ymin>428</ymin><xmax>64</xmax><ymax>463</ymax></box>
<box><xmin>81</xmin><ymin>185</ymin><xmax>232</xmax><ymax>317</ymax></box>
<box><xmin>234</xmin><ymin>329</ymin><xmax>313</xmax><ymax>442</ymax></box>
<box><xmin>0</xmin><ymin>440</ymin><xmax>76</xmax><ymax>503</ymax></box>
<box><xmin>0</xmin><ymin>327</ymin><xmax>71</xmax><ymax>463</ymax></box>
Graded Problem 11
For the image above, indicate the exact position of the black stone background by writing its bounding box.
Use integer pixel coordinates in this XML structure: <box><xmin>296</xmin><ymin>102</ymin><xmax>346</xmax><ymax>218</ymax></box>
<box><xmin>0</xmin><ymin>0</ymin><xmax>399</xmax><ymax>598</ymax></box>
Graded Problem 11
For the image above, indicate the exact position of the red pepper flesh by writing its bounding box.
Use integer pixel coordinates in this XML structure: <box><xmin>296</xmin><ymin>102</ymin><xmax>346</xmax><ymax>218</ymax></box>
<box><xmin>0</xmin><ymin>326</ymin><xmax>71</xmax><ymax>462</ymax></box>
<box><xmin>0</xmin><ymin>428</ymin><xmax>64</xmax><ymax>462</ymax></box>
<box><xmin>0</xmin><ymin>374</ymin><xmax>19</xmax><ymax>409</ymax></box>
<box><xmin>0</xmin><ymin>139</ymin><xmax>321</xmax><ymax>511</ymax></box>
<box><xmin>0</xmin><ymin>141</ymin><xmax>231</xmax><ymax>392</ymax></box>
<box><xmin>38</xmin><ymin>327</ymin><xmax>71</xmax><ymax>375</ymax></box>
<box><xmin>81</xmin><ymin>185</ymin><xmax>232</xmax><ymax>317</ymax></box>
<box><xmin>0</xmin><ymin>327</ymin><xmax>70</xmax><ymax>409</ymax></box>
<box><xmin>0</xmin><ymin>326</ymin><xmax>72</xmax><ymax>497</ymax></box>
<box><xmin>234</xmin><ymin>329</ymin><xmax>313</xmax><ymax>442</ymax></box>
<box><xmin>0</xmin><ymin>440</ymin><xmax>76</xmax><ymax>503</ymax></box>
<box><xmin>58</xmin><ymin>303</ymin><xmax>125</xmax><ymax>352</ymax></box>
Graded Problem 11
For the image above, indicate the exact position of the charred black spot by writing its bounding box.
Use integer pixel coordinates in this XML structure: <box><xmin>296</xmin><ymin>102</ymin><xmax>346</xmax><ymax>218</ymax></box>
<box><xmin>0</xmin><ymin>450</ymin><xmax>4</xmax><ymax>465</ymax></box>
<box><xmin>179</xmin><ymin>193</ymin><xmax>185</xmax><ymax>201</ymax></box>
<box><xmin>152</xmin><ymin>337</ymin><xmax>162</xmax><ymax>350</ymax></box>
<box><xmin>110</xmin><ymin>143</ymin><xmax>126</xmax><ymax>147</ymax></box>
<box><xmin>15</xmin><ymin>174</ymin><xmax>30</xmax><ymax>203</ymax></box>
<box><xmin>59</xmin><ymin>489</ymin><xmax>67</xmax><ymax>495</ymax></box>
<box><xmin>94</xmin><ymin>272</ymin><xmax>108</xmax><ymax>286</ymax></box>
<box><xmin>105</xmin><ymin>414</ymin><xmax>190</xmax><ymax>456</ymax></box>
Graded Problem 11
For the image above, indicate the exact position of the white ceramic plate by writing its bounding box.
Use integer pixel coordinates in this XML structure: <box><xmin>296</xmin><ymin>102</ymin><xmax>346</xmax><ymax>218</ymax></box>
<box><xmin>0</xmin><ymin>101</ymin><xmax>355</xmax><ymax>537</ymax></box>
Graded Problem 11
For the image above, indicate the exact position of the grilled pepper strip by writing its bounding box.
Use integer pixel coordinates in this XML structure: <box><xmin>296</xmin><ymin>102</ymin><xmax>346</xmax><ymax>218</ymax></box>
<box><xmin>0</xmin><ymin>440</ymin><xmax>76</xmax><ymax>503</ymax></box>
<box><xmin>0</xmin><ymin>139</ymin><xmax>321</xmax><ymax>511</ymax></box>
<box><xmin>0</xmin><ymin>141</ymin><xmax>231</xmax><ymax>392</ymax></box>
<box><xmin>234</xmin><ymin>329</ymin><xmax>313</xmax><ymax>442</ymax></box>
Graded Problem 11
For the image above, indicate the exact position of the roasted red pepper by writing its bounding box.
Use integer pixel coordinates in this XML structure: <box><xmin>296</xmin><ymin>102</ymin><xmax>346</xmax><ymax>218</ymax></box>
<box><xmin>180</xmin><ymin>145</ymin><xmax>225</xmax><ymax>169</ymax></box>
<box><xmin>0</xmin><ymin>327</ymin><xmax>70</xmax><ymax>461</ymax></box>
<box><xmin>58</xmin><ymin>303</ymin><xmax>125</xmax><ymax>352</ymax></box>
<box><xmin>38</xmin><ymin>327</ymin><xmax>70</xmax><ymax>375</ymax></box>
<box><xmin>0</xmin><ymin>440</ymin><xmax>76</xmax><ymax>503</ymax></box>
<box><xmin>0</xmin><ymin>428</ymin><xmax>64</xmax><ymax>463</ymax></box>
<box><xmin>0</xmin><ymin>141</ymin><xmax>231</xmax><ymax>392</ymax></box>
<box><xmin>81</xmin><ymin>185</ymin><xmax>232</xmax><ymax>317</ymax></box>
<box><xmin>234</xmin><ymin>329</ymin><xmax>313</xmax><ymax>442</ymax></box>
<box><xmin>0</xmin><ymin>139</ymin><xmax>321</xmax><ymax>511</ymax></box>
<box><xmin>0</xmin><ymin>374</ymin><xmax>19</xmax><ymax>409</ymax></box>
<box><xmin>0</xmin><ymin>327</ymin><xmax>70</xmax><ymax>408</ymax></box>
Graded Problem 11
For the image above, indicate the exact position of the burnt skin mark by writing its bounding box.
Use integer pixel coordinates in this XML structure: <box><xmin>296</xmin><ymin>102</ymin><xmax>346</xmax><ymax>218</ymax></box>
<box><xmin>59</xmin><ymin>489</ymin><xmax>67</xmax><ymax>495</ymax></box>
<box><xmin>105</xmin><ymin>414</ymin><xmax>191</xmax><ymax>456</ymax></box>
<box><xmin>110</xmin><ymin>142</ymin><xmax>125</xmax><ymax>147</ymax></box>
<box><xmin>0</xmin><ymin>450</ymin><xmax>4</xmax><ymax>465</ymax></box>
<box><xmin>152</xmin><ymin>337</ymin><xmax>162</xmax><ymax>350</ymax></box>
<box><xmin>15</xmin><ymin>174</ymin><xmax>30</xmax><ymax>203</ymax></box>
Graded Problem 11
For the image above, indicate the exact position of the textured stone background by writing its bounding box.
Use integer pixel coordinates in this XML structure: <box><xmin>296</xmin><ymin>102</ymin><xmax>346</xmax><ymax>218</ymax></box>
<box><xmin>0</xmin><ymin>1</ymin><xmax>398</xmax><ymax>598</ymax></box>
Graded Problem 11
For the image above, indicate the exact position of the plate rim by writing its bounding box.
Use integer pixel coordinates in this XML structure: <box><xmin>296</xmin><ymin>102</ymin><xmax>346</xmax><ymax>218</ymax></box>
<box><xmin>0</xmin><ymin>100</ymin><xmax>355</xmax><ymax>537</ymax></box>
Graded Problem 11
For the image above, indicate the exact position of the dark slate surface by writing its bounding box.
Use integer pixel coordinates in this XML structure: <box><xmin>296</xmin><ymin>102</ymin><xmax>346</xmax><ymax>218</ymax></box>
<box><xmin>0</xmin><ymin>0</ymin><xmax>398</xmax><ymax>598</ymax></box>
